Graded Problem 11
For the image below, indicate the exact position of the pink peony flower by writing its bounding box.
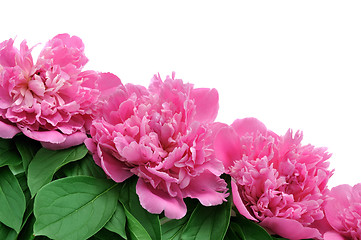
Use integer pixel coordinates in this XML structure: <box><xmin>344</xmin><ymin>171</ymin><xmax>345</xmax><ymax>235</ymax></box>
<box><xmin>323</xmin><ymin>184</ymin><xmax>361</xmax><ymax>240</ymax></box>
<box><xmin>85</xmin><ymin>73</ymin><xmax>228</xmax><ymax>219</ymax></box>
<box><xmin>214</xmin><ymin>118</ymin><xmax>333</xmax><ymax>240</ymax></box>
<box><xmin>0</xmin><ymin>34</ymin><xmax>121</xmax><ymax>149</ymax></box>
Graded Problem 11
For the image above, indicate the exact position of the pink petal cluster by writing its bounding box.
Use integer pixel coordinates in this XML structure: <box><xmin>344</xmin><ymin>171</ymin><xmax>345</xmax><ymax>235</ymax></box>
<box><xmin>0</xmin><ymin>34</ymin><xmax>121</xmax><ymax>149</ymax></box>
<box><xmin>214</xmin><ymin>118</ymin><xmax>333</xmax><ymax>240</ymax></box>
<box><xmin>85</xmin><ymin>73</ymin><xmax>228</xmax><ymax>219</ymax></box>
<box><xmin>323</xmin><ymin>184</ymin><xmax>361</xmax><ymax>240</ymax></box>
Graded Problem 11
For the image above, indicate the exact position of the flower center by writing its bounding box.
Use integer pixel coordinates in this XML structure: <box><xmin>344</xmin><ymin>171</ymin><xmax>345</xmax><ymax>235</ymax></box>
<box><xmin>12</xmin><ymin>67</ymin><xmax>68</xmax><ymax>108</ymax></box>
<box><xmin>12</xmin><ymin>71</ymin><xmax>46</xmax><ymax>107</ymax></box>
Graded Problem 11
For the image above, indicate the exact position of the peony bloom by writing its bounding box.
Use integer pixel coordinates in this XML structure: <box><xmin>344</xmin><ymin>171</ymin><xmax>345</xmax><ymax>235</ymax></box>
<box><xmin>214</xmin><ymin>118</ymin><xmax>333</xmax><ymax>240</ymax></box>
<box><xmin>323</xmin><ymin>183</ymin><xmax>361</xmax><ymax>240</ymax></box>
<box><xmin>85</xmin><ymin>73</ymin><xmax>228</xmax><ymax>219</ymax></box>
<box><xmin>0</xmin><ymin>34</ymin><xmax>121</xmax><ymax>149</ymax></box>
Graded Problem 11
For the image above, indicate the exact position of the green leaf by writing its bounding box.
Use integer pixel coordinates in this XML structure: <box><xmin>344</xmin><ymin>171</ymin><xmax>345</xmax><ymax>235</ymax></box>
<box><xmin>33</xmin><ymin>176</ymin><xmax>119</xmax><ymax>240</ymax></box>
<box><xmin>224</xmin><ymin>222</ymin><xmax>243</xmax><ymax>240</ymax></box>
<box><xmin>18</xmin><ymin>214</ymin><xmax>36</xmax><ymax>240</ymax></box>
<box><xmin>9</xmin><ymin>163</ymin><xmax>25</xmax><ymax>175</ymax></box>
<box><xmin>232</xmin><ymin>215</ymin><xmax>273</xmax><ymax>240</ymax></box>
<box><xmin>28</xmin><ymin>144</ymin><xmax>88</xmax><ymax>197</ymax></box>
<box><xmin>161</xmin><ymin>215</ymin><xmax>189</xmax><ymax>240</ymax></box>
<box><xmin>16</xmin><ymin>172</ymin><xmax>31</xmax><ymax>204</ymax></box>
<box><xmin>105</xmin><ymin>202</ymin><xmax>127</xmax><ymax>239</ymax></box>
<box><xmin>16</xmin><ymin>172</ymin><xmax>34</xmax><ymax>230</ymax></box>
<box><xmin>161</xmin><ymin>199</ymin><xmax>199</xmax><ymax>240</ymax></box>
<box><xmin>124</xmin><ymin>206</ymin><xmax>152</xmax><ymax>240</ymax></box>
<box><xmin>225</xmin><ymin>221</ymin><xmax>246</xmax><ymax>239</ymax></box>
<box><xmin>90</xmin><ymin>228</ymin><xmax>125</xmax><ymax>240</ymax></box>
<box><xmin>61</xmin><ymin>154</ymin><xmax>107</xmax><ymax>179</ymax></box>
<box><xmin>0</xmin><ymin>138</ymin><xmax>22</xmax><ymax>168</ymax></box>
<box><xmin>0</xmin><ymin>167</ymin><xmax>26</xmax><ymax>233</ymax></box>
<box><xmin>22</xmin><ymin>198</ymin><xmax>34</xmax><ymax>231</ymax></box>
<box><xmin>118</xmin><ymin>177</ymin><xmax>161</xmax><ymax>240</ymax></box>
<box><xmin>175</xmin><ymin>174</ymin><xmax>232</xmax><ymax>240</ymax></box>
<box><xmin>14</xmin><ymin>135</ymin><xmax>41</xmax><ymax>173</ymax></box>
<box><xmin>0</xmin><ymin>222</ymin><xmax>17</xmax><ymax>240</ymax></box>
<box><xmin>179</xmin><ymin>197</ymin><xmax>232</xmax><ymax>240</ymax></box>
<box><xmin>34</xmin><ymin>236</ymin><xmax>51</xmax><ymax>239</ymax></box>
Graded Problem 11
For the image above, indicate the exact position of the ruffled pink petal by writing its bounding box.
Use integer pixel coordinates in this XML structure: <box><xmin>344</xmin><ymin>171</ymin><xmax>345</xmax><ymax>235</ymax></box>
<box><xmin>310</xmin><ymin>217</ymin><xmax>335</xmax><ymax>235</ymax></box>
<box><xmin>136</xmin><ymin>178</ymin><xmax>187</xmax><ymax>219</ymax></box>
<box><xmin>208</xmin><ymin>122</ymin><xmax>228</xmax><ymax>140</ymax></box>
<box><xmin>84</xmin><ymin>138</ymin><xmax>101</xmax><ymax>165</ymax></box>
<box><xmin>231</xmin><ymin>117</ymin><xmax>268</xmax><ymax>137</ymax></box>
<box><xmin>260</xmin><ymin>217</ymin><xmax>321</xmax><ymax>240</ymax></box>
<box><xmin>120</xmin><ymin>142</ymin><xmax>153</xmax><ymax>164</ymax></box>
<box><xmin>191</xmin><ymin>88</ymin><xmax>219</xmax><ymax>123</ymax></box>
<box><xmin>324</xmin><ymin>184</ymin><xmax>352</xmax><ymax>232</ymax></box>
<box><xmin>17</xmin><ymin>40</ymin><xmax>34</xmax><ymax>74</ymax></box>
<box><xmin>214</xmin><ymin>126</ymin><xmax>242</xmax><ymax>171</ymax></box>
<box><xmin>38</xmin><ymin>33</ymin><xmax>88</xmax><ymax>74</ymax></box>
<box><xmin>0</xmin><ymin>38</ymin><xmax>16</xmax><ymax>67</ymax></box>
<box><xmin>328</xmin><ymin>184</ymin><xmax>352</xmax><ymax>206</ymax></box>
<box><xmin>19</xmin><ymin>126</ymin><xmax>66</xmax><ymax>144</ymax></box>
<box><xmin>41</xmin><ymin>131</ymin><xmax>87</xmax><ymax>150</ymax></box>
<box><xmin>0</xmin><ymin>85</ymin><xmax>13</xmax><ymax>109</ymax></box>
<box><xmin>28</xmin><ymin>77</ymin><xmax>45</xmax><ymax>97</ymax></box>
<box><xmin>97</xmin><ymin>72</ymin><xmax>123</xmax><ymax>99</ymax></box>
<box><xmin>100</xmin><ymin>147</ymin><xmax>133</xmax><ymax>182</ymax></box>
<box><xmin>231</xmin><ymin>181</ymin><xmax>258</xmax><ymax>221</ymax></box>
<box><xmin>0</xmin><ymin>120</ymin><xmax>20</xmax><ymax>138</ymax></box>
<box><xmin>183</xmin><ymin>171</ymin><xmax>228</xmax><ymax>206</ymax></box>
<box><xmin>54</xmin><ymin>33</ymin><xmax>84</xmax><ymax>49</ymax></box>
<box><xmin>323</xmin><ymin>231</ymin><xmax>347</xmax><ymax>240</ymax></box>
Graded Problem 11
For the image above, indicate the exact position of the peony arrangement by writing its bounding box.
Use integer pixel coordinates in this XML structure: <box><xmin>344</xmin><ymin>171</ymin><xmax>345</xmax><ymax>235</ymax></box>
<box><xmin>214</xmin><ymin>118</ymin><xmax>333</xmax><ymax>239</ymax></box>
<box><xmin>0</xmin><ymin>34</ymin><xmax>121</xmax><ymax>150</ymax></box>
<box><xmin>0</xmin><ymin>34</ymin><xmax>358</xmax><ymax>240</ymax></box>
<box><xmin>84</xmin><ymin>73</ymin><xmax>228</xmax><ymax>220</ymax></box>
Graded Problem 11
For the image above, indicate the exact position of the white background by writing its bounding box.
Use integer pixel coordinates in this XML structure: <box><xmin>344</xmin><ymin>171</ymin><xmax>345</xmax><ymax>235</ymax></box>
<box><xmin>1</xmin><ymin>1</ymin><xmax>361</xmax><ymax>187</ymax></box>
